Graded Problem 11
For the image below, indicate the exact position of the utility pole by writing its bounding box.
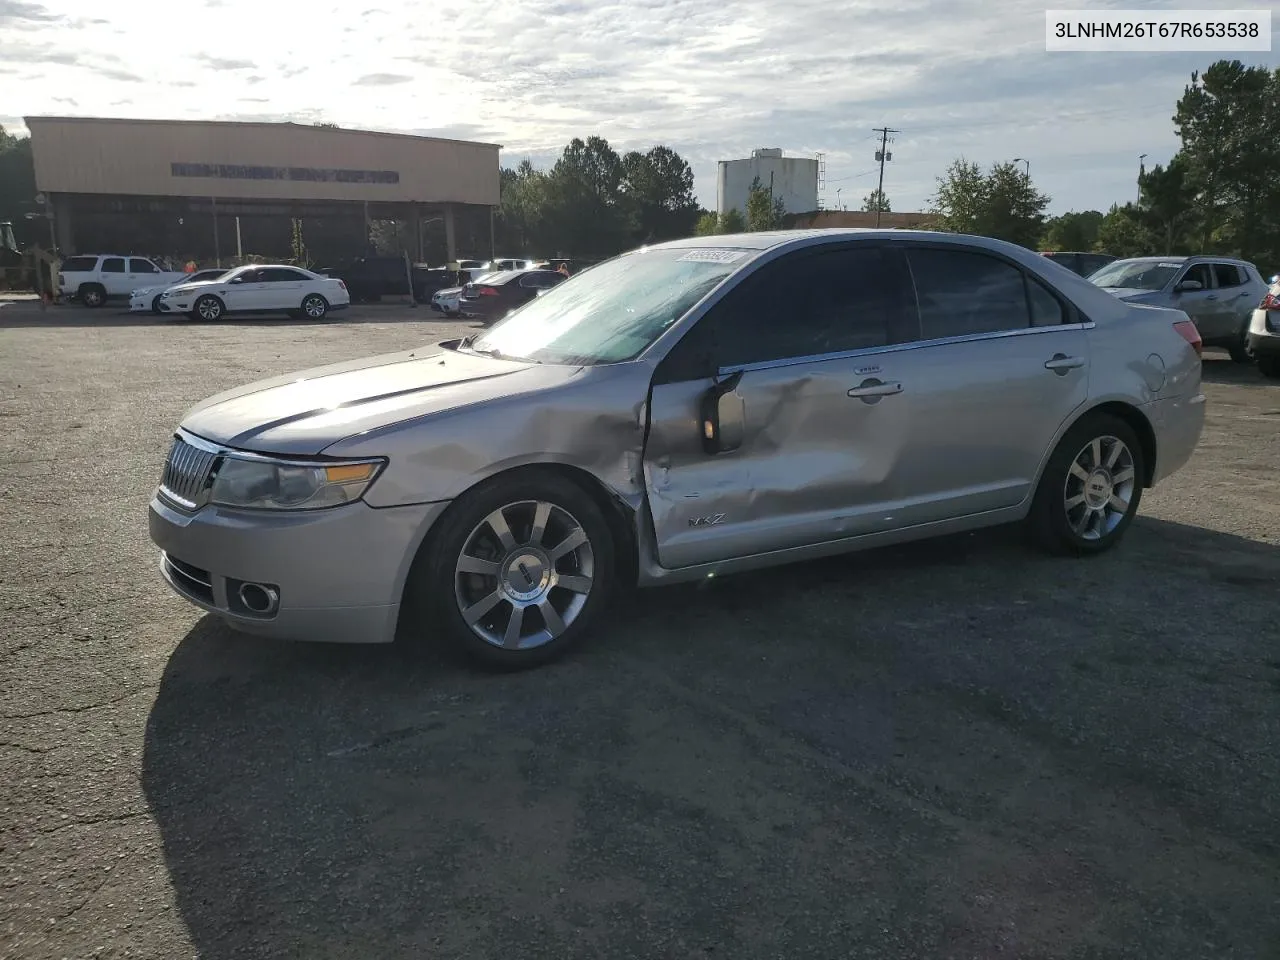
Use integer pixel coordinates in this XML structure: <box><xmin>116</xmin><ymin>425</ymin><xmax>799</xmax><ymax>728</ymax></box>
<box><xmin>873</xmin><ymin>127</ymin><xmax>899</xmax><ymax>228</ymax></box>
<box><xmin>1138</xmin><ymin>154</ymin><xmax>1148</xmax><ymax>206</ymax></box>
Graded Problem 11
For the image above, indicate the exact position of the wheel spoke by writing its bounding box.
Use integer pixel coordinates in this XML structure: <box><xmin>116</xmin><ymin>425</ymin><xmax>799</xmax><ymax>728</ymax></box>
<box><xmin>1108</xmin><ymin>492</ymin><xmax>1128</xmax><ymax>512</ymax></box>
<box><xmin>538</xmin><ymin>599</ymin><xmax>566</xmax><ymax>637</ymax></box>
<box><xmin>503</xmin><ymin>604</ymin><xmax>525</xmax><ymax>648</ymax></box>
<box><xmin>1112</xmin><ymin>466</ymin><xmax>1135</xmax><ymax>484</ymax></box>
<box><xmin>486</xmin><ymin>508</ymin><xmax>517</xmax><ymax>551</ymax></box>
<box><xmin>529</xmin><ymin>501</ymin><xmax>552</xmax><ymax>545</ymax></box>
<box><xmin>1065</xmin><ymin>493</ymin><xmax>1087</xmax><ymax>510</ymax></box>
<box><xmin>1069</xmin><ymin>462</ymin><xmax>1090</xmax><ymax>482</ymax></box>
<box><xmin>1105</xmin><ymin>440</ymin><xmax>1124</xmax><ymax>468</ymax></box>
<box><xmin>549</xmin><ymin>528</ymin><xmax>587</xmax><ymax>562</ymax></box>
<box><xmin>456</xmin><ymin>554</ymin><xmax>499</xmax><ymax>578</ymax></box>
<box><xmin>556</xmin><ymin>574</ymin><xmax>592</xmax><ymax>594</ymax></box>
<box><xmin>462</xmin><ymin>589</ymin><xmax>503</xmax><ymax>625</ymax></box>
<box><xmin>1070</xmin><ymin>507</ymin><xmax>1091</xmax><ymax>534</ymax></box>
<box><xmin>1089</xmin><ymin>438</ymin><xmax>1103</xmax><ymax>470</ymax></box>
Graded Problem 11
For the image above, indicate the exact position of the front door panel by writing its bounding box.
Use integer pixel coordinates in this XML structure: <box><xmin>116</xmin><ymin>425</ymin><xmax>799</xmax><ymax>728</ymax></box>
<box><xmin>644</xmin><ymin>356</ymin><xmax>910</xmax><ymax>569</ymax></box>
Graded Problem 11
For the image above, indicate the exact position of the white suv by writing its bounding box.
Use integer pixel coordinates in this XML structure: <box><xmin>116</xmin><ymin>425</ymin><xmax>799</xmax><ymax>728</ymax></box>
<box><xmin>58</xmin><ymin>255</ymin><xmax>189</xmax><ymax>307</ymax></box>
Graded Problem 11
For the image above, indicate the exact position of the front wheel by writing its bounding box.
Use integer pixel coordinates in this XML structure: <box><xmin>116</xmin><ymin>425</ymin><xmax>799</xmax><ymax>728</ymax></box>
<box><xmin>1027</xmin><ymin>414</ymin><xmax>1144</xmax><ymax>556</ymax></box>
<box><xmin>301</xmin><ymin>293</ymin><xmax>328</xmax><ymax>320</ymax></box>
<box><xmin>1258</xmin><ymin>356</ymin><xmax>1280</xmax><ymax>380</ymax></box>
<box><xmin>414</xmin><ymin>471</ymin><xmax>616</xmax><ymax>670</ymax></box>
<box><xmin>151</xmin><ymin>294</ymin><xmax>164</xmax><ymax>314</ymax></box>
<box><xmin>193</xmin><ymin>294</ymin><xmax>224</xmax><ymax>322</ymax></box>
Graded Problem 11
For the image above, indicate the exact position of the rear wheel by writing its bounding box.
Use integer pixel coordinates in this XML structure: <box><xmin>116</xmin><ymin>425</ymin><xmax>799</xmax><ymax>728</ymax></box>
<box><xmin>1228</xmin><ymin>332</ymin><xmax>1251</xmax><ymax>364</ymax></box>
<box><xmin>1027</xmin><ymin>413</ymin><xmax>1144</xmax><ymax>556</ymax></box>
<box><xmin>301</xmin><ymin>293</ymin><xmax>329</xmax><ymax>320</ymax></box>
<box><xmin>413</xmin><ymin>471</ymin><xmax>616</xmax><ymax>670</ymax></box>
<box><xmin>78</xmin><ymin>283</ymin><xmax>106</xmax><ymax>308</ymax></box>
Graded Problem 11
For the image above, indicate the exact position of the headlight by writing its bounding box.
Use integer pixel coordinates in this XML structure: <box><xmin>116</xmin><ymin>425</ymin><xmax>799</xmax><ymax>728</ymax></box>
<box><xmin>209</xmin><ymin>456</ymin><xmax>384</xmax><ymax>510</ymax></box>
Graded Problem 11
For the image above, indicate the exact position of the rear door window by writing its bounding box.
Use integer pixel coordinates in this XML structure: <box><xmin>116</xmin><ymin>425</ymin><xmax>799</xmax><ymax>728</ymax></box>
<box><xmin>101</xmin><ymin>258</ymin><xmax>125</xmax><ymax>274</ymax></box>
<box><xmin>1212</xmin><ymin>263</ymin><xmax>1245</xmax><ymax>288</ymax></box>
<box><xmin>906</xmin><ymin>247</ymin><xmax>1032</xmax><ymax>340</ymax></box>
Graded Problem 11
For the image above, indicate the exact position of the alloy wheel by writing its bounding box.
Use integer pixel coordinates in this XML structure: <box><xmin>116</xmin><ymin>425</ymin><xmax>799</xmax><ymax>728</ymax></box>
<box><xmin>303</xmin><ymin>296</ymin><xmax>326</xmax><ymax>319</ymax></box>
<box><xmin>453</xmin><ymin>499</ymin><xmax>594</xmax><ymax>650</ymax></box>
<box><xmin>1063</xmin><ymin>435</ymin><xmax>1136</xmax><ymax>541</ymax></box>
<box><xmin>196</xmin><ymin>297</ymin><xmax>222</xmax><ymax>321</ymax></box>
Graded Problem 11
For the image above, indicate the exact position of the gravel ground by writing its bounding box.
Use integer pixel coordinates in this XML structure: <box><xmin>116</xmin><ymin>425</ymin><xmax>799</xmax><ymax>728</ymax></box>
<box><xmin>2</xmin><ymin>299</ymin><xmax>1279</xmax><ymax>960</ymax></box>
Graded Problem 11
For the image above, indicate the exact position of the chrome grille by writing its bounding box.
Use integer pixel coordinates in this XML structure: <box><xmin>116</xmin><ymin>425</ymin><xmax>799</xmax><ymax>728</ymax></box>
<box><xmin>159</xmin><ymin>436</ymin><xmax>217</xmax><ymax>509</ymax></box>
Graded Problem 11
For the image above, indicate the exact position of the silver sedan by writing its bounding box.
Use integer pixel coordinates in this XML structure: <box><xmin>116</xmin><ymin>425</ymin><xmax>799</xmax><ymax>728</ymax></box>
<box><xmin>148</xmin><ymin>230</ymin><xmax>1206</xmax><ymax>669</ymax></box>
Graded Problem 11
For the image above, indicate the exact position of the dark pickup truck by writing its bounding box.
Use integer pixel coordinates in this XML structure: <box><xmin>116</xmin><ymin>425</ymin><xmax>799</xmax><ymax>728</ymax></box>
<box><xmin>317</xmin><ymin>257</ymin><xmax>456</xmax><ymax>303</ymax></box>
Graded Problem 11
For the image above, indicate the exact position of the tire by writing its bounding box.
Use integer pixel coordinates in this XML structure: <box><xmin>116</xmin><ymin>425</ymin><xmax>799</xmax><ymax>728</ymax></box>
<box><xmin>78</xmin><ymin>283</ymin><xmax>106</xmax><ymax>308</ymax></box>
<box><xmin>151</xmin><ymin>294</ymin><xmax>163</xmax><ymax>314</ymax></box>
<box><xmin>193</xmin><ymin>294</ymin><xmax>224</xmax><ymax>322</ymax></box>
<box><xmin>1027</xmin><ymin>413</ymin><xmax>1145</xmax><ymax>556</ymax></box>
<box><xmin>1228</xmin><ymin>334</ymin><xmax>1251</xmax><ymax>364</ymax></box>
<box><xmin>413</xmin><ymin>470</ymin><xmax>616</xmax><ymax>670</ymax></box>
<box><xmin>301</xmin><ymin>293</ymin><xmax>329</xmax><ymax>320</ymax></box>
<box><xmin>1259</xmin><ymin>356</ymin><xmax>1280</xmax><ymax>380</ymax></box>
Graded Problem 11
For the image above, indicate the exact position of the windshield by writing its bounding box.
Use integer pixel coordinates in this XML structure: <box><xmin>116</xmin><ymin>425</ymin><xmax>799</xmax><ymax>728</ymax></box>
<box><xmin>1088</xmin><ymin>260</ymin><xmax>1180</xmax><ymax>290</ymax></box>
<box><xmin>467</xmin><ymin>247</ymin><xmax>751</xmax><ymax>365</ymax></box>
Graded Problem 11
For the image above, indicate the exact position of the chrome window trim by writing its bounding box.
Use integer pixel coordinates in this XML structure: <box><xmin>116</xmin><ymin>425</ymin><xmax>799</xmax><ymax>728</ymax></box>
<box><xmin>715</xmin><ymin>321</ymin><xmax>1095</xmax><ymax>377</ymax></box>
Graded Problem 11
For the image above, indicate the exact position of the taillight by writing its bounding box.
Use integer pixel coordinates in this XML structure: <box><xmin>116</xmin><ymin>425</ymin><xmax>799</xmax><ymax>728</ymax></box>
<box><xmin>338</xmin><ymin>280</ymin><xmax>347</xmax><ymax>290</ymax></box>
<box><xmin>1173</xmin><ymin>319</ymin><xmax>1202</xmax><ymax>357</ymax></box>
<box><xmin>478</xmin><ymin>286</ymin><xmax>499</xmax><ymax>296</ymax></box>
<box><xmin>1261</xmin><ymin>291</ymin><xmax>1280</xmax><ymax>310</ymax></box>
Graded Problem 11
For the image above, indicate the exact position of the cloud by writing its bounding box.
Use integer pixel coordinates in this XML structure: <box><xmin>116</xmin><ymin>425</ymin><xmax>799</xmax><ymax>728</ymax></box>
<box><xmin>0</xmin><ymin>0</ymin><xmax>57</xmax><ymax>22</ymax></box>
<box><xmin>196</xmin><ymin>54</ymin><xmax>256</xmax><ymax>70</ymax></box>
<box><xmin>354</xmin><ymin>73</ymin><xmax>414</xmax><ymax>86</ymax></box>
<box><xmin>92</xmin><ymin>66</ymin><xmax>144</xmax><ymax>82</ymax></box>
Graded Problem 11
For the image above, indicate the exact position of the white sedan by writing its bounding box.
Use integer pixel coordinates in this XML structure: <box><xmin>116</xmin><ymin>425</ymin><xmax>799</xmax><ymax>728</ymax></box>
<box><xmin>158</xmin><ymin>264</ymin><xmax>350</xmax><ymax>321</ymax></box>
<box><xmin>130</xmin><ymin>268</ymin><xmax>228</xmax><ymax>314</ymax></box>
<box><xmin>430</xmin><ymin>285</ymin><xmax>464</xmax><ymax>317</ymax></box>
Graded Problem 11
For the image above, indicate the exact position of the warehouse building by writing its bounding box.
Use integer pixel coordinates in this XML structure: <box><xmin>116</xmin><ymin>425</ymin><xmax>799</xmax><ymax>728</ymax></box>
<box><xmin>24</xmin><ymin>116</ymin><xmax>502</xmax><ymax>265</ymax></box>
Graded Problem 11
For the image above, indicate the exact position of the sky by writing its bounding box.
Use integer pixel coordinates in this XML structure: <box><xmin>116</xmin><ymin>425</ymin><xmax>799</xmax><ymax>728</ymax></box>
<box><xmin>1</xmin><ymin>0</ymin><xmax>1275</xmax><ymax>216</ymax></box>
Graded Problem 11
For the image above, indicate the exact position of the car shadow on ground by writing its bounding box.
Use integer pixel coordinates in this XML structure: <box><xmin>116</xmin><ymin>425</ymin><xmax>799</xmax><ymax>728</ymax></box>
<box><xmin>141</xmin><ymin>517</ymin><xmax>1280</xmax><ymax>958</ymax></box>
<box><xmin>1199</xmin><ymin>353</ymin><xmax>1275</xmax><ymax>386</ymax></box>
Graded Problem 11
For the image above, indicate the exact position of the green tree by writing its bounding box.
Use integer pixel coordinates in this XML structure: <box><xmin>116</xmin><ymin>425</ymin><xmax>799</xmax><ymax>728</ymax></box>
<box><xmin>0</xmin><ymin>125</ymin><xmax>38</xmax><ymax>250</ymax></box>
<box><xmin>1042</xmin><ymin>210</ymin><xmax>1103</xmax><ymax>251</ymax></box>
<box><xmin>694</xmin><ymin>211</ymin><xmax>721</xmax><ymax>236</ymax></box>
<box><xmin>745</xmin><ymin>176</ymin><xmax>786</xmax><ymax>231</ymax></box>
<box><xmin>861</xmin><ymin>188</ymin><xmax>890</xmax><ymax>213</ymax></box>
<box><xmin>931</xmin><ymin>158</ymin><xmax>1049</xmax><ymax>248</ymax></box>
<box><xmin>1136</xmin><ymin>156</ymin><xmax>1197</xmax><ymax>253</ymax></box>
<box><xmin>620</xmin><ymin>145</ymin><xmax>700</xmax><ymax>243</ymax></box>
<box><xmin>1095</xmin><ymin>204</ymin><xmax>1157</xmax><ymax>258</ymax></box>
<box><xmin>543</xmin><ymin>135</ymin><xmax>633</xmax><ymax>257</ymax></box>
<box><xmin>720</xmin><ymin>208</ymin><xmax>746</xmax><ymax>233</ymax></box>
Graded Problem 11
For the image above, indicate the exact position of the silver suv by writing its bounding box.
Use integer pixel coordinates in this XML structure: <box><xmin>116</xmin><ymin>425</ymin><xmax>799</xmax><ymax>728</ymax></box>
<box><xmin>1088</xmin><ymin>256</ymin><xmax>1268</xmax><ymax>362</ymax></box>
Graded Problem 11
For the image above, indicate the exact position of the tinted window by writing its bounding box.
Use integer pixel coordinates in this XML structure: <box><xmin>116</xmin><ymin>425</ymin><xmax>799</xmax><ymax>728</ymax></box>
<box><xmin>129</xmin><ymin>258</ymin><xmax>160</xmax><ymax>273</ymax></box>
<box><xmin>259</xmin><ymin>268</ymin><xmax>308</xmax><ymax>282</ymax></box>
<box><xmin>1027</xmin><ymin>277</ymin><xmax>1065</xmax><ymax>326</ymax></box>
<box><xmin>520</xmin><ymin>272</ymin><xmax>560</xmax><ymax>289</ymax></box>
<box><xmin>190</xmin><ymin>270</ymin><xmax>226</xmax><ymax>283</ymax></box>
<box><xmin>1181</xmin><ymin>263</ymin><xmax>1214</xmax><ymax>289</ymax></box>
<box><xmin>61</xmin><ymin>256</ymin><xmax>98</xmax><ymax>272</ymax></box>
<box><xmin>101</xmin><ymin>258</ymin><xmax>125</xmax><ymax>273</ymax></box>
<box><xmin>235</xmin><ymin>269</ymin><xmax>262</xmax><ymax>283</ymax></box>
<box><xmin>682</xmin><ymin>247</ymin><xmax>910</xmax><ymax>369</ymax></box>
<box><xmin>1212</xmin><ymin>263</ymin><xmax>1244</xmax><ymax>288</ymax></box>
<box><xmin>1080</xmin><ymin>255</ymin><xmax>1114</xmax><ymax>276</ymax></box>
<box><xmin>908</xmin><ymin>248</ymin><xmax>1029</xmax><ymax>339</ymax></box>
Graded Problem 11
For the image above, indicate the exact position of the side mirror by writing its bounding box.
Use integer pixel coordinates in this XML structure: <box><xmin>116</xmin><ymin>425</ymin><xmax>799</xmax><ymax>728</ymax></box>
<box><xmin>699</xmin><ymin>370</ymin><xmax>745</xmax><ymax>455</ymax></box>
<box><xmin>1176</xmin><ymin>279</ymin><xmax>1202</xmax><ymax>292</ymax></box>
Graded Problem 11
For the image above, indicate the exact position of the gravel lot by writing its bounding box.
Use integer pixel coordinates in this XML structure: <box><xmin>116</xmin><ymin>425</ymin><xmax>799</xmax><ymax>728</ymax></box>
<box><xmin>2</xmin><ymin>297</ymin><xmax>1279</xmax><ymax>959</ymax></box>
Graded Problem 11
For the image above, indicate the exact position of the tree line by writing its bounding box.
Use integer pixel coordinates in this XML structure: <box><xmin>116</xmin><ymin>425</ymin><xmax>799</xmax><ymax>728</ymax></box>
<box><xmin>931</xmin><ymin>59</ymin><xmax>1280</xmax><ymax>269</ymax></box>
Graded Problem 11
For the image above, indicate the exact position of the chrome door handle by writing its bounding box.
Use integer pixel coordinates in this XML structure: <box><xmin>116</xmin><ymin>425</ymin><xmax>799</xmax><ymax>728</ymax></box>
<box><xmin>847</xmin><ymin>378</ymin><xmax>903</xmax><ymax>402</ymax></box>
<box><xmin>1044</xmin><ymin>354</ymin><xmax>1085</xmax><ymax>372</ymax></box>
<box><xmin>1206</xmin><ymin>294</ymin><xmax>1218</xmax><ymax>300</ymax></box>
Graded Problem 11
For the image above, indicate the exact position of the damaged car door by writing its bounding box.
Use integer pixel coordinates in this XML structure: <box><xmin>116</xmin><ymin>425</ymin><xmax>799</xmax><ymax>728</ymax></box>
<box><xmin>642</xmin><ymin>243</ymin><xmax>918</xmax><ymax>569</ymax></box>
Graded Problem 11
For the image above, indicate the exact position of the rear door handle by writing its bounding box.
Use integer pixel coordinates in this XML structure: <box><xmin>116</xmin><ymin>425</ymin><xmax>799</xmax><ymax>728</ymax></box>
<box><xmin>847</xmin><ymin>378</ymin><xmax>903</xmax><ymax>402</ymax></box>
<box><xmin>1045</xmin><ymin>354</ymin><xmax>1085</xmax><ymax>372</ymax></box>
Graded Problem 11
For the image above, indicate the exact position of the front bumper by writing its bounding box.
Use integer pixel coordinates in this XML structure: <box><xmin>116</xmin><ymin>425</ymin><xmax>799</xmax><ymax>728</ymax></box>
<box><xmin>148</xmin><ymin>493</ymin><xmax>448</xmax><ymax>643</ymax></box>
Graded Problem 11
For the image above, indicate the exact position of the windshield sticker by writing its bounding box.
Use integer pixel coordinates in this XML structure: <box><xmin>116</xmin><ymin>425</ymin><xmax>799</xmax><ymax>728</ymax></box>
<box><xmin>677</xmin><ymin>249</ymin><xmax>748</xmax><ymax>264</ymax></box>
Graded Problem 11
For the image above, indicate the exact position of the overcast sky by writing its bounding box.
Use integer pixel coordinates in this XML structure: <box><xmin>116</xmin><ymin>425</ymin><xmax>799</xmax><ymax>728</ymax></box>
<box><xmin>1</xmin><ymin>0</ymin><xmax>1274</xmax><ymax>216</ymax></box>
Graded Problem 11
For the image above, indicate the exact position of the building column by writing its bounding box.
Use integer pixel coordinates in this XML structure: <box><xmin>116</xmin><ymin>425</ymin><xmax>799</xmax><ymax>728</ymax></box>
<box><xmin>444</xmin><ymin>205</ymin><xmax>457</xmax><ymax>263</ymax></box>
<box><xmin>409</xmin><ymin>204</ymin><xmax>422</xmax><ymax>262</ymax></box>
<box><xmin>51</xmin><ymin>194</ymin><xmax>75</xmax><ymax>254</ymax></box>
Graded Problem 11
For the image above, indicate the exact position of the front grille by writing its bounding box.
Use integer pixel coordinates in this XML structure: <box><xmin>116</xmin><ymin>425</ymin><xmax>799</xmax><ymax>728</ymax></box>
<box><xmin>159</xmin><ymin>436</ymin><xmax>218</xmax><ymax>509</ymax></box>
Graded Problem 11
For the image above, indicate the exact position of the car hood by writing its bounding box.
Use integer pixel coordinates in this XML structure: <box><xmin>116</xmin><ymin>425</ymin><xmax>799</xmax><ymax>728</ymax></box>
<box><xmin>180</xmin><ymin>344</ymin><xmax>583</xmax><ymax>455</ymax></box>
<box><xmin>1099</xmin><ymin>287</ymin><xmax>1165</xmax><ymax>302</ymax></box>
<box><xmin>165</xmin><ymin>279</ymin><xmax>224</xmax><ymax>296</ymax></box>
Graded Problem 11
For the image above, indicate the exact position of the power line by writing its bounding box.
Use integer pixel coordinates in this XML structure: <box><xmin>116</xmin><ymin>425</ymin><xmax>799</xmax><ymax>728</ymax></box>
<box><xmin>873</xmin><ymin>127</ymin><xmax>900</xmax><ymax>228</ymax></box>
